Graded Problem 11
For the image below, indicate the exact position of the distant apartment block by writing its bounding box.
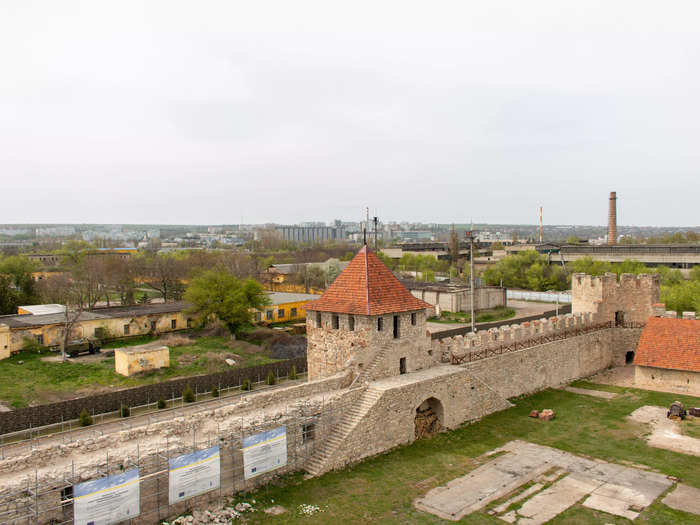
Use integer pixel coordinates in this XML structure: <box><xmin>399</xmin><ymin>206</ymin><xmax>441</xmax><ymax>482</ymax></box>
<box><xmin>277</xmin><ymin>225</ymin><xmax>346</xmax><ymax>244</ymax></box>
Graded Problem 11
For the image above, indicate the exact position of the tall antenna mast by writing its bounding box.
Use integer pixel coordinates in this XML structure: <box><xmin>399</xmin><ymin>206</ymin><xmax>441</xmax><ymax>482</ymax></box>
<box><xmin>373</xmin><ymin>215</ymin><xmax>378</xmax><ymax>251</ymax></box>
<box><xmin>538</xmin><ymin>206</ymin><xmax>543</xmax><ymax>244</ymax></box>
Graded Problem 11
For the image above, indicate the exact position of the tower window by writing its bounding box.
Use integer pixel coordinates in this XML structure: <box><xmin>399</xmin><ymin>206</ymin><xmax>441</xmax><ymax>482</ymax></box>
<box><xmin>377</xmin><ymin>317</ymin><xmax>383</xmax><ymax>331</ymax></box>
<box><xmin>411</xmin><ymin>312</ymin><xmax>417</xmax><ymax>325</ymax></box>
<box><xmin>332</xmin><ymin>315</ymin><xmax>339</xmax><ymax>329</ymax></box>
<box><xmin>316</xmin><ymin>311</ymin><xmax>322</xmax><ymax>327</ymax></box>
<box><xmin>393</xmin><ymin>315</ymin><xmax>400</xmax><ymax>339</ymax></box>
<box><xmin>348</xmin><ymin>316</ymin><xmax>355</xmax><ymax>331</ymax></box>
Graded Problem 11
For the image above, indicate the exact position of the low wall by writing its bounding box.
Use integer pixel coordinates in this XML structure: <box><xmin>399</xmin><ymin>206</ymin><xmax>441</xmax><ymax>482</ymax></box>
<box><xmin>635</xmin><ymin>365</ymin><xmax>700</xmax><ymax>395</ymax></box>
<box><xmin>0</xmin><ymin>357</ymin><xmax>307</xmax><ymax>434</ymax></box>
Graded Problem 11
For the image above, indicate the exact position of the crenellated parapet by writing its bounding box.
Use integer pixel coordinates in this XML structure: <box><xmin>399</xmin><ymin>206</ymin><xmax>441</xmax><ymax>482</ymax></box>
<box><xmin>433</xmin><ymin>311</ymin><xmax>604</xmax><ymax>364</ymax></box>
<box><xmin>572</xmin><ymin>272</ymin><xmax>660</xmax><ymax>325</ymax></box>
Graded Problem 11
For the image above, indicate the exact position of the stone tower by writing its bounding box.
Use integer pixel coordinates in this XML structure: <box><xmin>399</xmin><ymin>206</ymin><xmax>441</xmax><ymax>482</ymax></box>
<box><xmin>304</xmin><ymin>246</ymin><xmax>435</xmax><ymax>381</ymax></box>
<box><xmin>572</xmin><ymin>272</ymin><xmax>660</xmax><ymax>325</ymax></box>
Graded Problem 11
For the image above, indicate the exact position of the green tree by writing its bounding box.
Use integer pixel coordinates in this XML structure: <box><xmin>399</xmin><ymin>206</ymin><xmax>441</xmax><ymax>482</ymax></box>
<box><xmin>184</xmin><ymin>269</ymin><xmax>270</xmax><ymax>336</ymax></box>
<box><xmin>0</xmin><ymin>255</ymin><xmax>40</xmax><ymax>307</ymax></box>
<box><xmin>690</xmin><ymin>265</ymin><xmax>700</xmax><ymax>282</ymax></box>
<box><xmin>566</xmin><ymin>236</ymin><xmax>580</xmax><ymax>244</ymax></box>
<box><xmin>569</xmin><ymin>257</ymin><xmax>612</xmax><ymax>276</ymax></box>
<box><xmin>491</xmin><ymin>241</ymin><xmax>505</xmax><ymax>251</ymax></box>
<box><xmin>482</xmin><ymin>250</ymin><xmax>567</xmax><ymax>291</ymax></box>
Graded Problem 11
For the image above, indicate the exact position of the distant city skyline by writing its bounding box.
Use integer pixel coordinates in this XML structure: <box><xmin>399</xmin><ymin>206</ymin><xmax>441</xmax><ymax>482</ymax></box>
<box><xmin>2</xmin><ymin>1</ymin><xmax>699</xmax><ymax>226</ymax></box>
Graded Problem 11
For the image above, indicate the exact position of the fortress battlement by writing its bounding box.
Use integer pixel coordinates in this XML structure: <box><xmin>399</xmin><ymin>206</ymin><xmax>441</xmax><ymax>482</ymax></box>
<box><xmin>433</xmin><ymin>312</ymin><xmax>600</xmax><ymax>362</ymax></box>
<box><xmin>572</xmin><ymin>272</ymin><xmax>660</xmax><ymax>293</ymax></box>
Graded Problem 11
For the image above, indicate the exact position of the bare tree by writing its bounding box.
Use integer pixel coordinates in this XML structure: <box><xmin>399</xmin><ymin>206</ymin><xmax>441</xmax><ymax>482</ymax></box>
<box><xmin>141</xmin><ymin>253</ymin><xmax>186</xmax><ymax>302</ymax></box>
<box><xmin>36</xmin><ymin>273</ymin><xmax>89</xmax><ymax>361</ymax></box>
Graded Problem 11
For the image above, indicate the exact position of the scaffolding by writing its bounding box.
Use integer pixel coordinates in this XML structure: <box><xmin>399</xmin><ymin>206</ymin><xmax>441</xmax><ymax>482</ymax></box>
<box><xmin>0</xmin><ymin>393</ymin><xmax>355</xmax><ymax>525</ymax></box>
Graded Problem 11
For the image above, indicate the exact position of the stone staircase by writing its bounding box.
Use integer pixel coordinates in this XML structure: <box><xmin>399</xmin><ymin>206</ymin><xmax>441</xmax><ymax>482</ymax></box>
<box><xmin>350</xmin><ymin>345</ymin><xmax>388</xmax><ymax>386</ymax></box>
<box><xmin>305</xmin><ymin>386</ymin><xmax>383</xmax><ymax>477</ymax></box>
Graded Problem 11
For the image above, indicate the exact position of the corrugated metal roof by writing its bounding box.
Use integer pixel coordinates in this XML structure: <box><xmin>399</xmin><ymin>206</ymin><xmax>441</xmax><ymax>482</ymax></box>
<box><xmin>1</xmin><ymin>302</ymin><xmax>188</xmax><ymax>329</ymax></box>
<box><xmin>266</xmin><ymin>292</ymin><xmax>320</xmax><ymax>305</ymax></box>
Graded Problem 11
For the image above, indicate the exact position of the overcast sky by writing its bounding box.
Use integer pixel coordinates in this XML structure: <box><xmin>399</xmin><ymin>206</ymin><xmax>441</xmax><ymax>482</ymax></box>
<box><xmin>1</xmin><ymin>1</ymin><xmax>699</xmax><ymax>226</ymax></box>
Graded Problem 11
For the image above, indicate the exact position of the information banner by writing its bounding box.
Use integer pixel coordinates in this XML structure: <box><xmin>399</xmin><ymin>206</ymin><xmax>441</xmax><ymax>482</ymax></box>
<box><xmin>73</xmin><ymin>468</ymin><xmax>140</xmax><ymax>525</ymax></box>
<box><xmin>242</xmin><ymin>426</ymin><xmax>287</xmax><ymax>479</ymax></box>
<box><xmin>168</xmin><ymin>445</ymin><xmax>221</xmax><ymax>504</ymax></box>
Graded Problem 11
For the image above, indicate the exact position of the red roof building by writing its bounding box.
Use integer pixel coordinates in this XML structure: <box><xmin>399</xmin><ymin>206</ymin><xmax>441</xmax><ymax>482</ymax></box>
<box><xmin>304</xmin><ymin>246</ymin><xmax>432</xmax><ymax>316</ymax></box>
<box><xmin>634</xmin><ymin>317</ymin><xmax>700</xmax><ymax>372</ymax></box>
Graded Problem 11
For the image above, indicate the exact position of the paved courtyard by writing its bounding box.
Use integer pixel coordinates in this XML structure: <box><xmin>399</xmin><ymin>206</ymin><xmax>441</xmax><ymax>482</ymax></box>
<box><xmin>414</xmin><ymin>440</ymin><xmax>676</xmax><ymax>523</ymax></box>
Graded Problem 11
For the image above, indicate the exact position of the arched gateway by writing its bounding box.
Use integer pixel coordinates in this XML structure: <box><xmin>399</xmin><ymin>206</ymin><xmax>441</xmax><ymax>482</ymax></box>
<box><xmin>415</xmin><ymin>397</ymin><xmax>444</xmax><ymax>439</ymax></box>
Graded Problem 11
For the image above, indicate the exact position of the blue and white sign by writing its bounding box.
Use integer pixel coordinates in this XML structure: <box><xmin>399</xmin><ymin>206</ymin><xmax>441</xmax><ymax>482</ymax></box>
<box><xmin>168</xmin><ymin>446</ymin><xmax>220</xmax><ymax>504</ymax></box>
<box><xmin>73</xmin><ymin>468</ymin><xmax>140</xmax><ymax>525</ymax></box>
<box><xmin>242</xmin><ymin>426</ymin><xmax>287</xmax><ymax>479</ymax></box>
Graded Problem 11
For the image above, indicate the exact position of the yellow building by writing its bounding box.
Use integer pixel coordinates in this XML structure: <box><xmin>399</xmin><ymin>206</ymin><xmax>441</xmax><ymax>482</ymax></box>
<box><xmin>115</xmin><ymin>345</ymin><xmax>170</xmax><ymax>376</ymax></box>
<box><xmin>255</xmin><ymin>292</ymin><xmax>320</xmax><ymax>324</ymax></box>
<box><xmin>0</xmin><ymin>325</ymin><xmax>10</xmax><ymax>360</ymax></box>
<box><xmin>0</xmin><ymin>302</ymin><xmax>194</xmax><ymax>357</ymax></box>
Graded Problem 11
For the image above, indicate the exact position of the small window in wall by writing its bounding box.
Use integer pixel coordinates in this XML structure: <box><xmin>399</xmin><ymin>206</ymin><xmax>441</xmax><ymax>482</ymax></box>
<box><xmin>332</xmin><ymin>315</ymin><xmax>339</xmax><ymax>329</ymax></box>
<box><xmin>316</xmin><ymin>311</ymin><xmax>322</xmax><ymax>327</ymax></box>
<box><xmin>302</xmin><ymin>423</ymin><xmax>316</xmax><ymax>443</ymax></box>
<box><xmin>411</xmin><ymin>312</ymin><xmax>417</xmax><ymax>326</ymax></box>
<box><xmin>171</xmin><ymin>319</ymin><xmax>177</xmax><ymax>329</ymax></box>
<box><xmin>349</xmin><ymin>316</ymin><xmax>355</xmax><ymax>331</ymax></box>
<box><xmin>187</xmin><ymin>318</ymin><xmax>192</xmax><ymax>329</ymax></box>
<box><xmin>150</xmin><ymin>321</ymin><xmax>157</xmax><ymax>332</ymax></box>
<box><xmin>266</xmin><ymin>310</ymin><xmax>273</xmax><ymax>321</ymax></box>
<box><xmin>255</xmin><ymin>312</ymin><xmax>262</xmax><ymax>322</ymax></box>
<box><xmin>35</xmin><ymin>334</ymin><xmax>44</xmax><ymax>346</ymax></box>
<box><xmin>615</xmin><ymin>311</ymin><xmax>625</xmax><ymax>327</ymax></box>
<box><xmin>393</xmin><ymin>315</ymin><xmax>400</xmax><ymax>339</ymax></box>
<box><xmin>399</xmin><ymin>357</ymin><xmax>407</xmax><ymax>375</ymax></box>
<box><xmin>377</xmin><ymin>317</ymin><xmax>383</xmax><ymax>331</ymax></box>
<box><xmin>278</xmin><ymin>308</ymin><xmax>285</xmax><ymax>319</ymax></box>
<box><xmin>290</xmin><ymin>307</ymin><xmax>297</xmax><ymax>318</ymax></box>
<box><xmin>94</xmin><ymin>327</ymin><xmax>106</xmax><ymax>339</ymax></box>
<box><xmin>123</xmin><ymin>324</ymin><xmax>130</xmax><ymax>335</ymax></box>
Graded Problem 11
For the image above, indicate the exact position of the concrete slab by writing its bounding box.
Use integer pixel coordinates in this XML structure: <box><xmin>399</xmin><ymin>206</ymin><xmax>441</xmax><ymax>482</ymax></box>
<box><xmin>413</xmin><ymin>452</ymin><xmax>549</xmax><ymax>521</ymax></box>
<box><xmin>564</xmin><ymin>386</ymin><xmax>617</xmax><ymax>399</ymax></box>
<box><xmin>492</xmin><ymin>483</ymin><xmax>543</xmax><ymax>514</ymax></box>
<box><xmin>517</xmin><ymin>475</ymin><xmax>597</xmax><ymax>525</ymax></box>
<box><xmin>629</xmin><ymin>406</ymin><xmax>700</xmax><ymax>457</ymax></box>
<box><xmin>414</xmin><ymin>440</ymin><xmax>673</xmax><ymax>523</ymax></box>
<box><xmin>662</xmin><ymin>484</ymin><xmax>700</xmax><ymax>515</ymax></box>
<box><xmin>583</xmin><ymin>493</ymin><xmax>640</xmax><ymax>520</ymax></box>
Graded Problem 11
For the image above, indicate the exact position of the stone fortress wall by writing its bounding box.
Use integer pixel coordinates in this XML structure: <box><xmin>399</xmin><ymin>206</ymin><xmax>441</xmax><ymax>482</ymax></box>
<box><xmin>0</xmin><ymin>271</ymin><xmax>655</xmax><ymax>524</ymax></box>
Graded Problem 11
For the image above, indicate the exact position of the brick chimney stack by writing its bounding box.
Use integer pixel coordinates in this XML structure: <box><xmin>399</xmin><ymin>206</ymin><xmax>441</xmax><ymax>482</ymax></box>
<box><xmin>608</xmin><ymin>191</ymin><xmax>617</xmax><ymax>245</ymax></box>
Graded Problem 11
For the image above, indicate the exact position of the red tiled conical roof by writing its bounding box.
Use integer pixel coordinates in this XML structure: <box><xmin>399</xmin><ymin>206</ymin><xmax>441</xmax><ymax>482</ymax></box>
<box><xmin>304</xmin><ymin>246</ymin><xmax>432</xmax><ymax>316</ymax></box>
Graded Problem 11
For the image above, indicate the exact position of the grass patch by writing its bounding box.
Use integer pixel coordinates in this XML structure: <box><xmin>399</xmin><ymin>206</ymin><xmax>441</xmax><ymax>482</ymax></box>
<box><xmin>0</xmin><ymin>335</ymin><xmax>282</xmax><ymax>408</ymax></box>
<box><xmin>236</xmin><ymin>385</ymin><xmax>700</xmax><ymax>525</ymax></box>
<box><xmin>428</xmin><ymin>307</ymin><xmax>516</xmax><ymax>325</ymax></box>
<box><xmin>681</xmin><ymin>418</ymin><xmax>700</xmax><ymax>439</ymax></box>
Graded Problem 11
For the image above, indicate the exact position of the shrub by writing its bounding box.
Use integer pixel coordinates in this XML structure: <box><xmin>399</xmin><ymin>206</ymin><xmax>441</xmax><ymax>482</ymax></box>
<box><xmin>120</xmin><ymin>404</ymin><xmax>130</xmax><ymax>418</ymax></box>
<box><xmin>157</xmin><ymin>398</ymin><xmax>166</xmax><ymax>409</ymax></box>
<box><xmin>266</xmin><ymin>371</ymin><xmax>277</xmax><ymax>386</ymax></box>
<box><xmin>21</xmin><ymin>337</ymin><xmax>46</xmax><ymax>354</ymax></box>
<box><xmin>211</xmin><ymin>385</ymin><xmax>220</xmax><ymax>398</ymax></box>
<box><xmin>79</xmin><ymin>409</ymin><xmax>93</xmax><ymax>427</ymax></box>
<box><xmin>241</xmin><ymin>378</ymin><xmax>252</xmax><ymax>391</ymax></box>
<box><xmin>183</xmin><ymin>386</ymin><xmax>195</xmax><ymax>403</ymax></box>
<box><xmin>289</xmin><ymin>365</ymin><xmax>297</xmax><ymax>380</ymax></box>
